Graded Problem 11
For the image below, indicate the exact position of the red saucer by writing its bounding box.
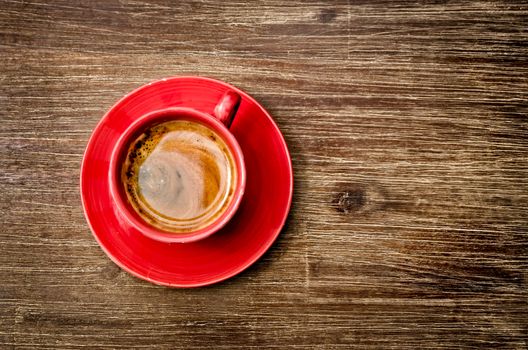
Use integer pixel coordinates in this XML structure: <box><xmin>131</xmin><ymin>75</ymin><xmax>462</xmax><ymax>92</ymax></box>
<box><xmin>80</xmin><ymin>77</ymin><xmax>293</xmax><ymax>287</ymax></box>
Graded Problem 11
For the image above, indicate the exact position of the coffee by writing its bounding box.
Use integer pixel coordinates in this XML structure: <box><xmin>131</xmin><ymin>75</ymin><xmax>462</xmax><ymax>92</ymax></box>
<box><xmin>121</xmin><ymin>119</ymin><xmax>237</xmax><ymax>233</ymax></box>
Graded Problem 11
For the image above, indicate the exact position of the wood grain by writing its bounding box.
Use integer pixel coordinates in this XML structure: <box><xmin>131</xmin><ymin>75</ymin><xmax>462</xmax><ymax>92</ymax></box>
<box><xmin>1</xmin><ymin>0</ymin><xmax>527</xmax><ymax>348</ymax></box>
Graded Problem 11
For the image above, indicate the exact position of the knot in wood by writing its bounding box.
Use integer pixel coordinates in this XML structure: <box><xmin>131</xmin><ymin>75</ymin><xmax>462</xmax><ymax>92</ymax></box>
<box><xmin>318</xmin><ymin>8</ymin><xmax>337</xmax><ymax>23</ymax></box>
<box><xmin>334</xmin><ymin>189</ymin><xmax>366</xmax><ymax>213</ymax></box>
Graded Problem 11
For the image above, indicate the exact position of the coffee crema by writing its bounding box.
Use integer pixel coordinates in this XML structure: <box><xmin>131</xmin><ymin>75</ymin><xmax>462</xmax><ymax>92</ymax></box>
<box><xmin>121</xmin><ymin>119</ymin><xmax>237</xmax><ymax>233</ymax></box>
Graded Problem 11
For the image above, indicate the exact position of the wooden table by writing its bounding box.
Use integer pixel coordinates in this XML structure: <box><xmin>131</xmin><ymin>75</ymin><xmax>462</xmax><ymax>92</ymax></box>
<box><xmin>1</xmin><ymin>1</ymin><xmax>527</xmax><ymax>348</ymax></box>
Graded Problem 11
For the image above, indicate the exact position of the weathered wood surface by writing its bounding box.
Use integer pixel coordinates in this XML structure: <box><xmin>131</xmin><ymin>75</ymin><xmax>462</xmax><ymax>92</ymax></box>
<box><xmin>1</xmin><ymin>0</ymin><xmax>527</xmax><ymax>348</ymax></box>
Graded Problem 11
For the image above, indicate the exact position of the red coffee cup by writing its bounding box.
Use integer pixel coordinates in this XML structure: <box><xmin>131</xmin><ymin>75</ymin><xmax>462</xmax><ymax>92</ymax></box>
<box><xmin>108</xmin><ymin>91</ymin><xmax>245</xmax><ymax>243</ymax></box>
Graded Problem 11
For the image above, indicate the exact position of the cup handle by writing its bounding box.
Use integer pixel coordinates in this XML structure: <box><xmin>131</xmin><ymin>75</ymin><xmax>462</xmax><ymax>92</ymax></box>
<box><xmin>213</xmin><ymin>90</ymin><xmax>241</xmax><ymax>128</ymax></box>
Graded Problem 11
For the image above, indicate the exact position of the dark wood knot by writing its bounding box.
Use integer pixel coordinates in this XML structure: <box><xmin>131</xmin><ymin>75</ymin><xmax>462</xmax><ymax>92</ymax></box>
<box><xmin>101</xmin><ymin>262</ymin><xmax>121</xmax><ymax>280</ymax></box>
<box><xmin>318</xmin><ymin>8</ymin><xmax>337</xmax><ymax>23</ymax></box>
<box><xmin>333</xmin><ymin>189</ymin><xmax>366</xmax><ymax>213</ymax></box>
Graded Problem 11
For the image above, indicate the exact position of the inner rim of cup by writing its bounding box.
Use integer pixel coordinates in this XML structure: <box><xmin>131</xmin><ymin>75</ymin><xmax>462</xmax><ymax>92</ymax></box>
<box><xmin>109</xmin><ymin>107</ymin><xmax>246</xmax><ymax>243</ymax></box>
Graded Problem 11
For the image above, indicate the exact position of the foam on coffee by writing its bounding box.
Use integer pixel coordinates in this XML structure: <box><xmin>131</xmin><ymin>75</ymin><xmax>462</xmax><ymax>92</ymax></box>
<box><xmin>121</xmin><ymin>120</ymin><xmax>237</xmax><ymax>233</ymax></box>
